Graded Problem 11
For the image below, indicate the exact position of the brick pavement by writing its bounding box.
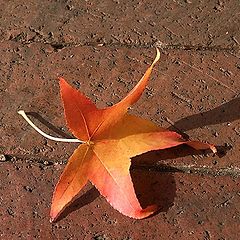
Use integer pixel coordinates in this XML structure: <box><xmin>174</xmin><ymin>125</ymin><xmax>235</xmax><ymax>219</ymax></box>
<box><xmin>0</xmin><ymin>1</ymin><xmax>239</xmax><ymax>239</ymax></box>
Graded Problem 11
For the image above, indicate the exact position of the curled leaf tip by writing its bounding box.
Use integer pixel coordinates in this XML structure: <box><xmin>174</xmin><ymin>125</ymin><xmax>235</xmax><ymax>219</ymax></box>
<box><xmin>50</xmin><ymin>207</ymin><xmax>60</xmax><ymax>223</ymax></box>
<box><xmin>153</xmin><ymin>48</ymin><xmax>160</xmax><ymax>66</ymax></box>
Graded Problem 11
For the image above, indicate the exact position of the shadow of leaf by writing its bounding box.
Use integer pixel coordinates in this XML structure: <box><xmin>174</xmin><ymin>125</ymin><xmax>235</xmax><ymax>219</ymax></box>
<box><xmin>26</xmin><ymin>112</ymin><xmax>73</xmax><ymax>138</ymax></box>
<box><xmin>56</xmin><ymin>187</ymin><xmax>100</xmax><ymax>222</ymax></box>
<box><xmin>131</xmin><ymin>168</ymin><xmax>176</xmax><ymax>213</ymax></box>
<box><xmin>129</xmin><ymin>145</ymin><xmax>197</xmax><ymax>215</ymax></box>
<box><xmin>169</xmin><ymin>96</ymin><xmax>240</xmax><ymax>133</ymax></box>
<box><xmin>130</xmin><ymin>142</ymin><xmax>227</xmax><ymax>216</ymax></box>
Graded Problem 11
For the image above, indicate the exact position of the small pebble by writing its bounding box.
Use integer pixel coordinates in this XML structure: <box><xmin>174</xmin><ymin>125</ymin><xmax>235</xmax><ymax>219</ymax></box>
<box><xmin>23</xmin><ymin>186</ymin><xmax>33</xmax><ymax>192</ymax></box>
<box><xmin>212</xmin><ymin>160</ymin><xmax>218</xmax><ymax>165</ymax></box>
<box><xmin>7</xmin><ymin>208</ymin><xmax>14</xmax><ymax>216</ymax></box>
<box><xmin>213</xmin><ymin>132</ymin><xmax>219</xmax><ymax>137</ymax></box>
<box><xmin>0</xmin><ymin>154</ymin><xmax>7</xmax><ymax>162</ymax></box>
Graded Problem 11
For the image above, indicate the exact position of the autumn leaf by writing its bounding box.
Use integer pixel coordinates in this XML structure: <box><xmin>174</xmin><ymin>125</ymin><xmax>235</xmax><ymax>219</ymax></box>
<box><xmin>50</xmin><ymin>49</ymin><xmax>216</xmax><ymax>221</ymax></box>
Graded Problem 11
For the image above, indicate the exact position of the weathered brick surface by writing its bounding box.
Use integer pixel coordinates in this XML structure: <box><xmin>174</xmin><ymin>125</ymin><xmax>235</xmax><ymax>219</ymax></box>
<box><xmin>0</xmin><ymin>0</ymin><xmax>240</xmax><ymax>239</ymax></box>
<box><xmin>0</xmin><ymin>160</ymin><xmax>239</xmax><ymax>239</ymax></box>
<box><xmin>0</xmin><ymin>1</ymin><xmax>239</xmax><ymax>48</ymax></box>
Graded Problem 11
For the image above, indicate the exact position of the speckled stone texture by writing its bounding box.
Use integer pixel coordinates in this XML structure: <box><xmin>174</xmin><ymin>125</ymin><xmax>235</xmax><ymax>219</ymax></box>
<box><xmin>0</xmin><ymin>1</ymin><xmax>239</xmax><ymax>239</ymax></box>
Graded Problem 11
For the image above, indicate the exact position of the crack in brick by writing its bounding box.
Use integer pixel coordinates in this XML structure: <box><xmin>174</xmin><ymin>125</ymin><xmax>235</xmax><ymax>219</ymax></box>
<box><xmin>134</xmin><ymin>164</ymin><xmax>240</xmax><ymax>178</ymax></box>
<box><xmin>2</xmin><ymin>154</ymin><xmax>240</xmax><ymax>178</ymax></box>
<box><xmin>4</xmin><ymin>36</ymin><xmax>240</xmax><ymax>52</ymax></box>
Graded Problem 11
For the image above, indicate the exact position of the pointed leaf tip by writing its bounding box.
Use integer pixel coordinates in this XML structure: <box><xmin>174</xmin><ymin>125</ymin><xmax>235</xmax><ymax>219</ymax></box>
<box><xmin>186</xmin><ymin>141</ymin><xmax>217</xmax><ymax>153</ymax></box>
<box><xmin>210</xmin><ymin>144</ymin><xmax>217</xmax><ymax>153</ymax></box>
<box><xmin>49</xmin><ymin>217</ymin><xmax>54</xmax><ymax>223</ymax></box>
<box><xmin>138</xmin><ymin>204</ymin><xmax>159</xmax><ymax>219</ymax></box>
<box><xmin>59</xmin><ymin>77</ymin><xmax>68</xmax><ymax>86</ymax></box>
<box><xmin>50</xmin><ymin>207</ymin><xmax>62</xmax><ymax>223</ymax></box>
<box><xmin>58</xmin><ymin>76</ymin><xmax>64</xmax><ymax>82</ymax></box>
<box><xmin>49</xmin><ymin>212</ymin><xmax>57</xmax><ymax>223</ymax></box>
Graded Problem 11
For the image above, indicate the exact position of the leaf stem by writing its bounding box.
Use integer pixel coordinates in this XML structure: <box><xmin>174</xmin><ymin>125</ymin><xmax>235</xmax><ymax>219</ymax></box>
<box><xmin>18</xmin><ymin>110</ymin><xmax>84</xmax><ymax>143</ymax></box>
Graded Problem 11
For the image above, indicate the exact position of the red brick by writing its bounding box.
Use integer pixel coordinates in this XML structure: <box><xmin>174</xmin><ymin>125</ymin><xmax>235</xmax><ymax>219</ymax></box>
<box><xmin>0</xmin><ymin>160</ymin><xmax>239</xmax><ymax>239</ymax></box>
<box><xmin>0</xmin><ymin>1</ymin><xmax>240</xmax><ymax>239</ymax></box>
<box><xmin>0</xmin><ymin>1</ymin><xmax>239</xmax><ymax>48</ymax></box>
